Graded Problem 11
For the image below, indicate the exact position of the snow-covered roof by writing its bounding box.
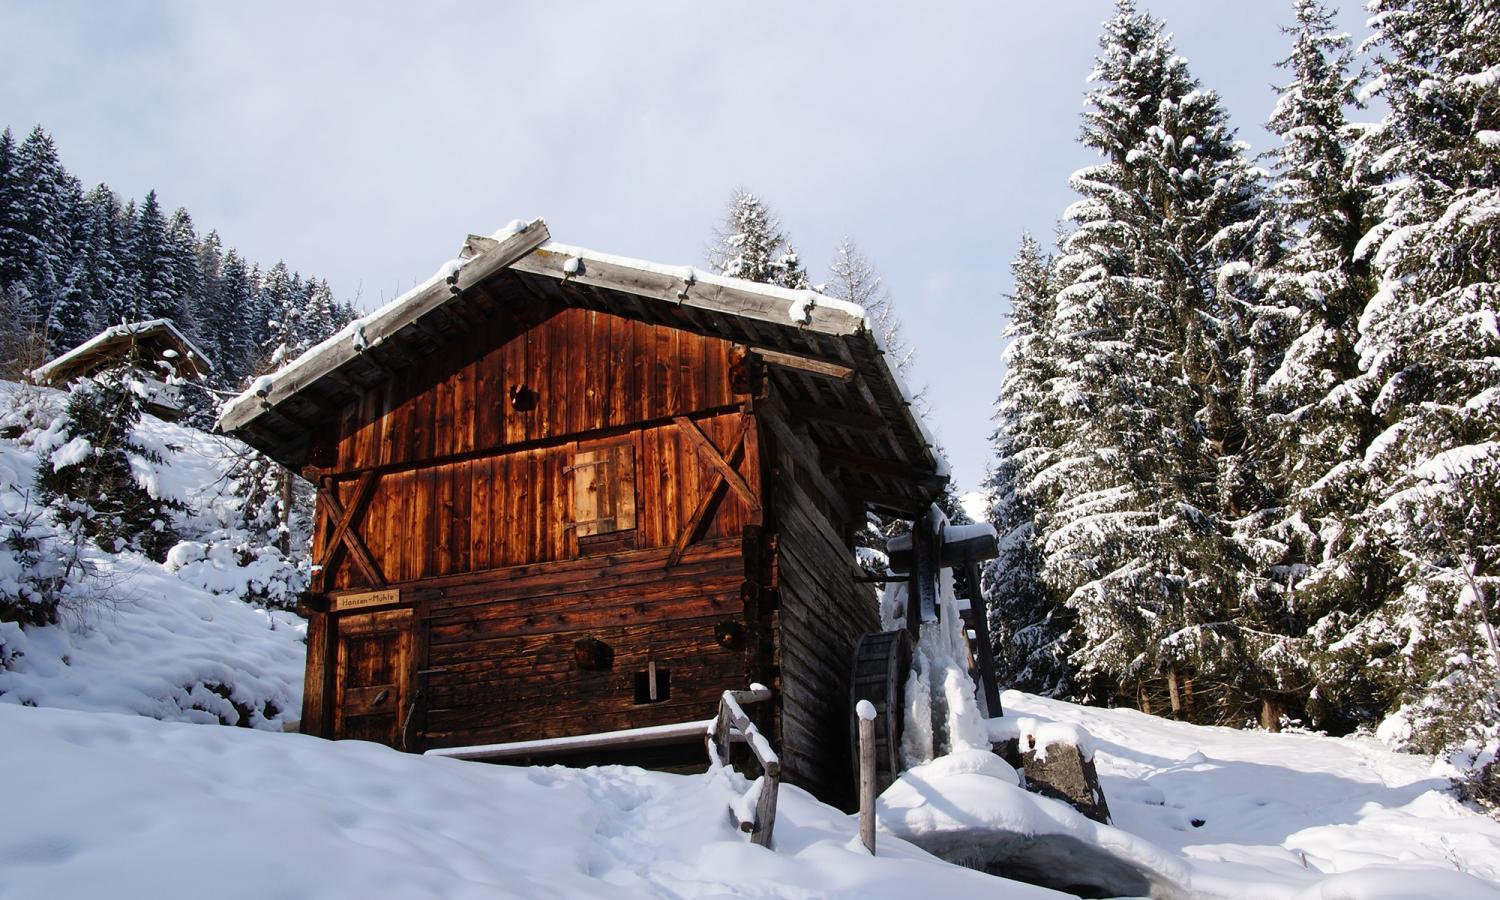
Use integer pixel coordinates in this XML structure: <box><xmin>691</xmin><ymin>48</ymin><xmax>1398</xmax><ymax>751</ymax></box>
<box><xmin>32</xmin><ymin>318</ymin><xmax>213</xmax><ymax>384</ymax></box>
<box><xmin>219</xmin><ymin>218</ymin><xmax>947</xmax><ymax>513</ymax></box>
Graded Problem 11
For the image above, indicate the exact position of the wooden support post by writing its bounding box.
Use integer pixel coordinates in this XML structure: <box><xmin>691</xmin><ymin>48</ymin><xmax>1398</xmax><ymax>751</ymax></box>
<box><xmin>963</xmin><ymin>559</ymin><xmax>1003</xmax><ymax>718</ymax></box>
<box><xmin>907</xmin><ymin>505</ymin><xmax>940</xmax><ymax>634</ymax></box>
<box><xmin>857</xmin><ymin>699</ymin><xmax>878</xmax><ymax>855</ymax></box>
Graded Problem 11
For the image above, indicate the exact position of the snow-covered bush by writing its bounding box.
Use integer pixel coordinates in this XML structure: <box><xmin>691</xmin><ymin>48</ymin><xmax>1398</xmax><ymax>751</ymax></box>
<box><xmin>166</xmin><ymin>539</ymin><xmax>305</xmax><ymax>611</ymax></box>
<box><xmin>1453</xmin><ymin>733</ymin><xmax>1500</xmax><ymax>820</ymax></box>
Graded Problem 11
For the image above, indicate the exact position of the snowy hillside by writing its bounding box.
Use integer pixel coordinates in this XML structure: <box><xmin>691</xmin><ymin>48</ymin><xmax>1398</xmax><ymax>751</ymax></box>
<box><xmin>0</xmin><ymin>380</ymin><xmax>305</xmax><ymax>727</ymax></box>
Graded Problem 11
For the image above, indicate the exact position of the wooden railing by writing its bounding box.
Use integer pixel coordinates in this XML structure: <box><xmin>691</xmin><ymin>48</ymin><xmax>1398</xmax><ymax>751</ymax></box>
<box><xmin>706</xmin><ymin>684</ymin><xmax>780</xmax><ymax>848</ymax></box>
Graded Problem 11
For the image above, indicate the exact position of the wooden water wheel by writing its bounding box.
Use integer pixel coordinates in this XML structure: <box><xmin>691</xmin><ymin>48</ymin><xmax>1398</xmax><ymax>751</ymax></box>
<box><xmin>850</xmin><ymin>629</ymin><xmax>913</xmax><ymax>793</ymax></box>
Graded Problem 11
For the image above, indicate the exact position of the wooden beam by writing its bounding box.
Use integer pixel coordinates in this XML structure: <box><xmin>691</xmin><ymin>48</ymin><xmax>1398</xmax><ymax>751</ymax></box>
<box><xmin>318</xmin><ymin>472</ymin><xmax>386</xmax><ymax>588</ymax></box>
<box><xmin>509</xmin><ymin>245</ymin><xmax>867</xmax><ymax>339</ymax></box>
<box><xmin>821</xmin><ymin>446</ymin><xmax>946</xmax><ymax>484</ymax></box>
<box><xmin>755</xmin><ymin>395</ymin><xmax>847</xmax><ymax>516</ymax></box>
<box><xmin>668</xmin><ymin>414</ymin><xmax>755</xmax><ymax>567</ymax></box>
<box><xmin>748</xmin><ymin>348</ymin><xmax>854</xmax><ymax>381</ymax></box>
<box><xmin>673</xmin><ymin>416</ymin><xmax>758</xmax><ymax>512</ymax></box>
<box><xmin>785</xmin><ymin>400</ymin><xmax>888</xmax><ymax>433</ymax></box>
<box><xmin>964</xmin><ymin>558</ymin><xmax>1004</xmax><ymax>718</ymax></box>
<box><xmin>887</xmin><ymin>530</ymin><xmax>1000</xmax><ymax>573</ymax></box>
<box><xmin>425</xmin><ymin>719</ymin><xmax>714</xmax><ymax>761</ymax></box>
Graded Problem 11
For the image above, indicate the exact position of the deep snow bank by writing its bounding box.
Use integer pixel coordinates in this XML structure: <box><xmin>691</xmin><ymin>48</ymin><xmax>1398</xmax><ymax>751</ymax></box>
<box><xmin>0</xmin><ymin>704</ymin><xmax>1066</xmax><ymax>900</ymax></box>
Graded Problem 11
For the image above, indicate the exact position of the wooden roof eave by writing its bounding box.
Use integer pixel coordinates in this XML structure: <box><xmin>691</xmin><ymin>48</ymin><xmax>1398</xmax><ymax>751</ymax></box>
<box><xmin>509</xmin><ymin>245</ymin><xmax>948</xmax><ymax>497</ymax></box>
<box><xmin>219</xmin><ymin>220</ymin><xmax>949</xmax><ymax>504</ymax></box>
<box><xmin>216</xmin><ymin>221</ymin><xmax>552</xmax><ymax>444</ymax></box>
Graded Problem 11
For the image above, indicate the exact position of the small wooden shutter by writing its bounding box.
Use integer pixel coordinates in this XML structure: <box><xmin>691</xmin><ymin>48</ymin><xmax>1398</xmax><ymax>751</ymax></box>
<box><xmin>571</xmin><ymin>442</ymin><xmax>636</xmax><ymax>537</ymax></box>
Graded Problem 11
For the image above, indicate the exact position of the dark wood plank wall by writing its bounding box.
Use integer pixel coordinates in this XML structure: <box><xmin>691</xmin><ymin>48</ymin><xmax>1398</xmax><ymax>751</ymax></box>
<box><xmin>418</xmin><ymin>543</ymin><xmax>748</xmax><ymax>748</ymax></box>
<box><xmin>764</xmin><ymin>404</ymin><xmax>881</xmax><ymax>809</ymax></box>
<box><xmin>330</xmin><ymin>305</ymin><xmax>738</xmax><ymax>473</ymax></box>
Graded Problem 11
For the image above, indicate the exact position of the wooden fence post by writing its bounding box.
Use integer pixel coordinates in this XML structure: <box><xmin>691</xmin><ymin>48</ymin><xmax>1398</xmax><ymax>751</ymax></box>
<box><xmin>857</xmin><ymin>698</ymin><xmax>878</xmax><ymax>855</ymax></box>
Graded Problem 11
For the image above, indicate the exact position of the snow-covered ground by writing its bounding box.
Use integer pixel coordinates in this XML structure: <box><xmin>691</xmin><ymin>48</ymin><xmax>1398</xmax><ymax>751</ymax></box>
<box><xmin>0</xmin><ymin>703</ymin><xmax>1065</xmax><ymax>900</ymax></box>
<box><xmin>1004</xmin><ymin>692</ymin><xmax>1500</xmax><ymax>898</ymax></box>
<box><xmin>3</xmin><ymin>696</ymin><xmax>1497</xmax><ymax>899</ymax></box>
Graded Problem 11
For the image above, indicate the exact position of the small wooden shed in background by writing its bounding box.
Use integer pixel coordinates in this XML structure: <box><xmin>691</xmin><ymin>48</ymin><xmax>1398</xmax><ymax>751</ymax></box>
<box><xmin>218</xmin><ymin>219</ymin><xmax>948</xmax><ymax>806</ymax></box>
<box><xmin>33</xmin><ymin>318</ymin><xmax>213</xmax><ymax>419</ymax></box>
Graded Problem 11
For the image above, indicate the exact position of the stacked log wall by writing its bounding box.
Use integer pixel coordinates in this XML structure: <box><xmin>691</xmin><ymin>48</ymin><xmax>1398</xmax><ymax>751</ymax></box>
<box><xmin>417</xmin><ymin>543</ymin><xmax>748</xmax><ymax>748</ymax></box>
<box><xmin>764</xmin><ymin>406</ymin><xmax>880</xmax><ymax>809</ymax></box>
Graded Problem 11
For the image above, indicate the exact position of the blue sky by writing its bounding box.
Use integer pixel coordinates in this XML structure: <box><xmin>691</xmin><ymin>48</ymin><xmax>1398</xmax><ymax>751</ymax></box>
<box><xmin>1</xmin><ymin>1</ymin><xmax>1372</xmax><ymax>495</ymax></box>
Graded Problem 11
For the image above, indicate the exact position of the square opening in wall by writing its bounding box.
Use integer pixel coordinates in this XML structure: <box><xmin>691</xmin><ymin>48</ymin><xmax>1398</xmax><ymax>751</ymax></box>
<box><xmin>633</xmin><ymin>665</ymin><xmax>670</xmax><ymax>704</ymax></box>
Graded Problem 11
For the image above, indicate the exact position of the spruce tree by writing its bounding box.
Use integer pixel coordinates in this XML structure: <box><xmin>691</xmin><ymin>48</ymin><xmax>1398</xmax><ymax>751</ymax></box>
<box><xmin>218</xmin><ymin>250</ymin><xmax>258</xmax><ymax>383</ymax></box>
<box><xmin>1347</xmin><ymin>0</ymin><xmax>1500</xmax><ymax>751</ymax></box>
<box><xmin>0</xmin><ymin>128</ymin><xmax>26</xmax><ymax>291</ymax></box>
<box><xmin>14</xmin><ymin>126</ymin><xmax>72</xmax><ymax>333</ymax></box>
<box><xmin>49</xmin><ymin>175</ymin><xmax>93</xmax><ymax>350</ymax></box>
<box><xmin>300</xmin><ymin>278</ymin><xmax>340</xmax><ymax>345</ymax></box>
<box><xmin>79</xmin><ymin>184</ymin><xmax>129</xmax><ymax>330</ymax></box>
<box><xmin>1043</xmin><ymin>0</ymin><xmax>1283</xmax><ymax>719</ymax></box>
<box><xmin>127</xmin><ymin>190</ymin><xmax>183</xmax><ymax>322</ymax></box>
<box><xmin>1253</xmin><ymin>0</ymin><xmax>1388</xmax><ymax>730</ymax></box>
<box><xmin>258</xmin><ymin>261</ymin><xmax>300</xmax><ymax>367</ymax></box>
<box><xmin>36</xmin><ymin>347</ymin><xmax>180</xmax><ymax>561</ymax></box>
<box><xmin>166</xmin><ymin>208</ymin><xmax>201</xmax><ymax>331</ymax></box>
<box><xmin>708</xmin><ymin>189</ymin><xmax>808</xmax><ymax>289</ymax></box>
<box><xmin>984</xmin><ymin>233</ymin><xmax>1073</xmax><ymax>697</ymax></box>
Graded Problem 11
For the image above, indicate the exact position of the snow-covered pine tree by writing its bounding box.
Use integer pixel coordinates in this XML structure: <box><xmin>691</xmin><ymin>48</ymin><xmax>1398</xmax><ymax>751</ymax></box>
<box><xmin>126</xmin><ymin>190</ymin><xmax>184</xmax><ymax>323</ymax></box>
<box><xmin>1343</xmin><ymin>0</ymin><xmax>1500</xmax><ymax>752</ymax></box>
<box><xmin>14</xmin><ymin>126</ymin><xmax>74</xmax><ymax>340</ymax></box>
<box><xmin>214</xmin><ymin>249</ymin><xmax>258</xmax><ymax>385</ymax></box>
<box><xmin>35</xmin><ymin>345</ymin><xmax>181</xmax><ymax>561</ymax></box>
<box><xmin>165</xmin><ymin>208</ymin><xmax>201</xmax><ymax>331</ymax></box>
<box><xmin>984</xmin><ymin>233</ymin><xmax>1073</xmax><ymax>697</ymax></box>
<box><xmin>49</xmin><ymin>175</ymin><xmax>94</xmax><ymax>351</ymax></box>
<box><xmin>300</xmin><ymin>278</ymin><xmax>341</xmax><ymax>346</ymax></box>
<box><xmin>1256</xmin><ymin>0</ymin><xmax>1386</xmax><ymax>731</ymax></box>
<box><xmin>708</xmin><ymin>189</ymin><xmax>808</xmax><ymax>289</ymax></box>
<box><xmin>1043</xmin><ymin>0</ymin><xmax>1283</xmax><ymax>721</ymax></box>
<box><xmin>78</xmin><ymin>184</ymin><xmax>130</xmax><ymax>331</ymax></box>
<box><xmin>257</xmin><ymin>261</ymin><xmax>301</xmax><ymax>369</ymax></box>
<box><xmin>0</xmin><ymin>128</ymin><xmax>26</xmax><ymax>292</ymax></box>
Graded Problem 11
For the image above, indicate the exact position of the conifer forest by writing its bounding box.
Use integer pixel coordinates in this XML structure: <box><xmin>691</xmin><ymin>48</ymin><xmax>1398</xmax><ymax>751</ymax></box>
<box><xmin>983</xmin><ymin>0</ymin><xmax>1499</xmax><ymax>758</ymax></box>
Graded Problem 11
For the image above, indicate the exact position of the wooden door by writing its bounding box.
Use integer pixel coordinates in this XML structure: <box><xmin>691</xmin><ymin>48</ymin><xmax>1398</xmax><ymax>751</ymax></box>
<box><xmin>333</xmin><ymin>608</ymin><xmax>415</xmax><ymax>747</ymax></box>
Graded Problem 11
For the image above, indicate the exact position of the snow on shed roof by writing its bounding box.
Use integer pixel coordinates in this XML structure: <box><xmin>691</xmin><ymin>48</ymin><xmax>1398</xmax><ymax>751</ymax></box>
<box><xmin>219</xmin><ymin>218</ymin><xmax>947</xmax><ymax>514</ymax></box>
<box><xmin>32</xmin><ymin>318</ymin><xmax>214</xmax><ymax>384</ymax></box>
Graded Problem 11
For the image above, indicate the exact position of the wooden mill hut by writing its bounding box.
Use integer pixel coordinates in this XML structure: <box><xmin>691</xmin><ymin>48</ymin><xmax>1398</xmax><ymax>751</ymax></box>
<box><xmin>218</xmin><ymin>219</ymin><xmax>948</xmax><ymax>805</ymax></box>
<box><xmin>34</xmin><ymin>318</ymin><xmax>213</xmax><ymax>420</ymax></box>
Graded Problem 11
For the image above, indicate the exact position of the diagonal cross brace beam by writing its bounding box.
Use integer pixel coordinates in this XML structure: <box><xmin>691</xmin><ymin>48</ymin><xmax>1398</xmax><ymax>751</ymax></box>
<box><xmin>674</xmin><ymin>416</ymin><xmax>759</xmax><ymax>512</ymax></box>
<box><xmin>668</xmin><ymin>414</ymin><xmax>756</xmax><ymax>567</ymax></box>
<box><xmin>317</xmin><ymin>471</ymin><xmax>386</xmax><ymax>589</ymax></box>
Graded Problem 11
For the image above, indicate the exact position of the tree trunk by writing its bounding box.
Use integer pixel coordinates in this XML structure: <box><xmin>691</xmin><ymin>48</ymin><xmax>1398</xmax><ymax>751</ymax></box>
<box><xmin>1167</xmin><ymin>668</ymin><xmax>1183</xmax><ymax>720</ymax></box>
<box><xmin>278</xmin><ymin>465</ymin><xmax>294</xmax><ymax>555</ymax></box>
<box><xmin>1260</xmin><ymin>695</ymin><xmax>1286</xmax><ymax>732</ymax></box>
